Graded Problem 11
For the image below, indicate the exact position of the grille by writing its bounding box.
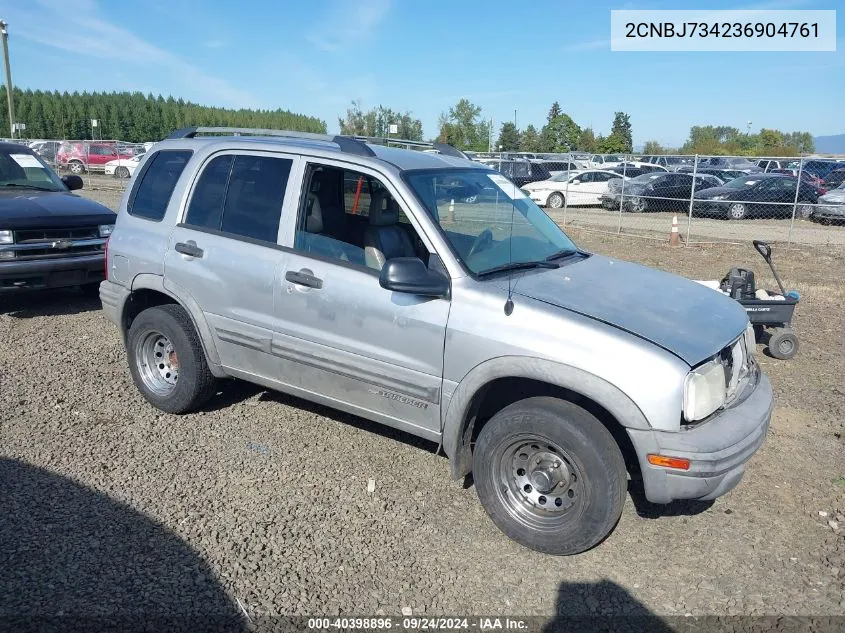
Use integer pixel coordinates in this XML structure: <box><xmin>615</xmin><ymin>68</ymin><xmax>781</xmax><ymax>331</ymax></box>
<box><xmin>10</xmin><ymin>226</ymin><xmax>103</xmax><ymax>261</ymax></box>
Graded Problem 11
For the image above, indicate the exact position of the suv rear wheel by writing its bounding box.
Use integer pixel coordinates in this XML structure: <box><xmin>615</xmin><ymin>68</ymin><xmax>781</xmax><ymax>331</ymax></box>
<box><xmin>68</xmin><ymin>160</ymin><xmax>85</xmax><ymax>175</ymax></box>
<box><xmin>472</xmin><ymin>397</ymin><xmax>627</xmax><ymax>555</ymax></box>
<box><xmin>126</xmin><ymin>304</ymin><xmax>217</xmax><ymax>413</ymax></box>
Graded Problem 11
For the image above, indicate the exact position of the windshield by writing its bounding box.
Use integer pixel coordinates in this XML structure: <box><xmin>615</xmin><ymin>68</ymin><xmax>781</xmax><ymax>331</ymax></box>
<box><xmin>549</xmin><ymin>172</ymin><xmax>574</xmax><ymax>182</ymax></box>
<box><xmin>724</xmin><ymin>177</ymin><xmax>761</xmax><ymax>189</ymax></box>
<box><xmin>0</xmin><ymin>149</ymin><xmax>66</xmax><ymax>191</ymax></box>
<box><xmin>405</xmin><ymin>169</ymin><xmax>577</xmax><ymax>275</ymax></box>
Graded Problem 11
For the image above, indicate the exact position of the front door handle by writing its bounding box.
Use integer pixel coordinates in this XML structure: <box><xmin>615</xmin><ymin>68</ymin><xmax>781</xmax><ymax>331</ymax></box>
<box><xmin>175</xmin><ymin>241</ymin><xmax>203</xmax><ymax>258</ymax></box>
<box><xmin>285</xmin><ymin>269</ymin><xmax>323</xmax><ymax>289</ymax></box>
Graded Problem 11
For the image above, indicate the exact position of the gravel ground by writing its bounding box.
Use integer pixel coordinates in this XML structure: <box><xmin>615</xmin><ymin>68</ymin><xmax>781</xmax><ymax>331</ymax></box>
<box><xmin>0</xmin><ymin>183</ymin><xmax>843</xmax><ymax>626</ymax></box>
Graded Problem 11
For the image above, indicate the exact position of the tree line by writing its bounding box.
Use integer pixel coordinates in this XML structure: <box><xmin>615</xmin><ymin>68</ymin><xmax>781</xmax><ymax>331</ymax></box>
<box><xmin>643</xmin><ymin>126</ymin><xmax>814</xmax><ymax>157</ymax></box>
<box><xmin>0</xmin><ymin>87</ymin><xmax>326</xmax><ymax>142</ymax></box>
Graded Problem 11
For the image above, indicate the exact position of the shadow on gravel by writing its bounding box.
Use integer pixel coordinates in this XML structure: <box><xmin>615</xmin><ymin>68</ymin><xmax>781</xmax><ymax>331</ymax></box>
<box><xmin>0</xmin><ymin>287</ymin><xmax>101</xmax><ymax>319</ymax></box>
<box><xmin>543</xmin><ymin>579</ymin><xmax>674</xmax><ymax>633</ymax></box>
<box><xmin>0</xmin><ymin>458</ymin><xmax>248</xmax><ymax>633</ymax></box>
<box><xmin>627</xmin><ymin>482</ymin><xmax>714</xmax><ymax>519</ymax></box>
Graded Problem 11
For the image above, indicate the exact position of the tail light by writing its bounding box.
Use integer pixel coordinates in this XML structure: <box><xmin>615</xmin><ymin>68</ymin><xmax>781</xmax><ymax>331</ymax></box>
<box><xmin>104</xmin><ymin>237</ymin><xmax>109</xmax><ymax>281</ymax></box>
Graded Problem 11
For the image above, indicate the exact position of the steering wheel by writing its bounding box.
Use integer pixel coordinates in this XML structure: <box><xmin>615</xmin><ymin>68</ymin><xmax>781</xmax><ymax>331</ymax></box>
<box><xmin>467</xmin><ymin>229</ymin><xmax>494</xmax><ymax>260</ymax></box>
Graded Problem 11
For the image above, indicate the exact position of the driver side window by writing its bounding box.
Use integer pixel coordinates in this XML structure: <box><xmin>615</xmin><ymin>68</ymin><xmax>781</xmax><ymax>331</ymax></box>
<box><xmin>294</xmin><ymin>164</ymin><xmax>426</xmax><ymax>272</ymax></box>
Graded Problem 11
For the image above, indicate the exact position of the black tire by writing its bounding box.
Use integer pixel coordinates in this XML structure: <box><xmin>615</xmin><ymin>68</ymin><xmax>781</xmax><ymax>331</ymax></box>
<box><xmin>79</xmin><ymin>282</ymin><xmax>101</xmax><ymax>297</ymax></box>
<box><xmin>126</xmin><ymin>304</ymin><xmax>217</xmax><ymax>413</ymax></box>
<box><xmin>727</xmin><ymin>203</ymin><xmax>747</xmax><ymax>220</ymax></box>
<box><xmin>768</xmin><ymin>328</ymin><xmax>799</xmax><ymax>360</ymax></box>
<box><xmin>68</xmin><ymin>160</ymin><xmax>85</xmax><ymax>175</ymax></box>
<box><xmin>547</xmin><ymin>192</ymin><xmax>565</xmax><ymax>209</ymax></box>
<box><xmin>628</xmin><ymin>197</ymin><xmax>647</xmax><ymax>213</ymax></box>
<box><xmin>115</xmin><ymin>166</ymin><xmax>130</xmax><ymax>179</ymax></box>
<box><xmin>473</xmin><ymin>397</ymin><xmax>627</xmax><ymax>555</ymax></box>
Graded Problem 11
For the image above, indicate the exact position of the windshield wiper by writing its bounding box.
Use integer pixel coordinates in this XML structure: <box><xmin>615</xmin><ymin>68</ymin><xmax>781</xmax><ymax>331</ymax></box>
<box><xmin>544</xmin><ymin>248</ymin><xmax>581</xmax><ymax>262</ymax></box>
<box><xmin>2</xmin><ymin>183</ymin><xmax>56</xmax><ymax>191</ymax></box>
<box><xmin>476</xmin><ymin>260</ymin><xmax>559</xmax><ymax>277</ymax></box>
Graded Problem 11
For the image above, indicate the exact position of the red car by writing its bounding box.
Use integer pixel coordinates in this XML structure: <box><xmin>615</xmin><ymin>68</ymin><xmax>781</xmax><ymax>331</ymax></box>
<box><xmin>56</xmin><ymin>141</ymin><xmax>135</xmax><ymax>174</ymax></box>
<box><xmin>770</xmin><ymin>168</ymin><xmax>826</xmax><ymax>194</ymax></box>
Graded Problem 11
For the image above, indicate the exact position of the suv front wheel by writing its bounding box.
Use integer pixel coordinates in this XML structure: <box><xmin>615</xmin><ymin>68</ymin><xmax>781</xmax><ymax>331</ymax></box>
<box><xmin>127</xmin><ymin>304</ymin><xmax>217</xmax><ymax>414</ymax></box>
<box><xmin>472</xmin><ymin>397</ymin><xmax>627</xmax><ymax>555</ymax></box>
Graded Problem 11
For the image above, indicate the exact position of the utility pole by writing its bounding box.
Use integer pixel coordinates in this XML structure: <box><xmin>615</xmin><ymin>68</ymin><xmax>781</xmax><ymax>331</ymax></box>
<box><xmin>514</xmin><ymin>109</ymin><xmax>517</xmax><ymax>129</ymax></box>
<box><xmin>1</xmin><ymin>20</ymin><xmax>15</xmax><ymax>139</ymax></box>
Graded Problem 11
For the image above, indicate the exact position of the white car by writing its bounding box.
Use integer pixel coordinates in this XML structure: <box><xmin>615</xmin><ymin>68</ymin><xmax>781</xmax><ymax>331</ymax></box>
<box><xmin>522</xmin><ymin>169</ymin><xmax>619</xmax><ymax>209</ymax></box>
<box><xmin>104</xmin><ymin>153</ymin><xmax>145</xmax><ymax>178</ymax></box>
<box><xmin>588</xmin><ymin>154</ymin><xmax>624</xmax><ymax>169</ymax></box>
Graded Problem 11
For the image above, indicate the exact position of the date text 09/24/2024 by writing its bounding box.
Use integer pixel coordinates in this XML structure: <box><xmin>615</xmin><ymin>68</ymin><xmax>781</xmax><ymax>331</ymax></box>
<box><xmin>307</xmin><ymin>618</ymin><xmax>528</xmax><ymax>630</ymax></box>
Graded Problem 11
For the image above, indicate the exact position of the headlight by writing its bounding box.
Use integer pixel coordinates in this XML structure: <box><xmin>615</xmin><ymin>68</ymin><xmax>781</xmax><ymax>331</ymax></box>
<box><xmin>710</xmin><ymin>195</ymin><xmax>728</xmax><ymax>201</ymax></box>
<box><xmin>683</xmin><ymin>358</ymin><xmax>726</xmax><ymax>422</ymax></box>
<box><xmin>744</xmin><ymin>323</ymin><xmax>757</xmax><ymax>357</ymax></box>
<box><xmin>98</xmin><ymin>224</ymin><xmax>114</xmax><ymax>237</ymax></box>
<box><xmin>0</xmin><ymin>229</ymin><xmax>12</xmax><ymax>244</ymax></box>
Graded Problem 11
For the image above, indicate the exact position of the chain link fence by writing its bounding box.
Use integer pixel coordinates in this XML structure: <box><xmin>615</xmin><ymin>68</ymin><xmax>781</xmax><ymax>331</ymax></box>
<box><xmin>475</xmin><ymin>152</ymin><xmax>845</xmax><ymax>250</ymax></box>
<box><xmin>7</xmin><ymin>137</ymin><xmax>149</xmax><ymax>191</ymax></box>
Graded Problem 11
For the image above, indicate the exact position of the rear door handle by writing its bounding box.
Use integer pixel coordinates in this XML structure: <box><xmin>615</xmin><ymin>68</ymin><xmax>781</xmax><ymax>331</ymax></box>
<box><xmin>175</xmin><ymin>241</ymin><xmax>203</xmax><ymax>258</ymax></box>
<box><xmin>285</xmin><ymin>269</ymin><xmax>323</xmax><ymax>289</ymax></box>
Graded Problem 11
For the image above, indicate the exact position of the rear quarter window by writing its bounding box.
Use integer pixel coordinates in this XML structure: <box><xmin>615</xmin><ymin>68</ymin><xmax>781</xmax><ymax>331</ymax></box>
<box><xmin>127</xmin><ymin>150</ymin><xmax>193</xmax><ymax>221</ymax></box>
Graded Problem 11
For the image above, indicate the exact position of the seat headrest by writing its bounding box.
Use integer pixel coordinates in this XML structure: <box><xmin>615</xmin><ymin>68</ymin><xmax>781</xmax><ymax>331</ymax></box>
<box><xmin>369</xmin><ymin>189</ymin><xmax>399</xmax><ymax>226</ymax></box>
<box><xmin>305</xmin><ymin>194</ymin><xmax>323</xmax><ymax>233</ymax></box>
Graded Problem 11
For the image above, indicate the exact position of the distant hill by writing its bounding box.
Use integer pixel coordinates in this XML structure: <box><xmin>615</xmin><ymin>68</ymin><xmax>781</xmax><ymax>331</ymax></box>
<box><xmin>813</xmin><ymin>134</ymin><xmax>845</xmax><ymax>154</ymax></box>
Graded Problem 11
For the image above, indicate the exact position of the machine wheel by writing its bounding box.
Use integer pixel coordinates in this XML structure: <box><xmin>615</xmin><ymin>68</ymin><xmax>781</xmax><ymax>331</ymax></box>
<box><xmin>768</xmin><ymin>328</ymin><xmax>799</xmax><ymax>360</ymax></box>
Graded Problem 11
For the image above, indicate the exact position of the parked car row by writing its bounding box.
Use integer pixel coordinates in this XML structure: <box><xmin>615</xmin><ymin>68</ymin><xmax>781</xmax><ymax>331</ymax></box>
<box><xmin>24</xmin><ymin>139</ymin><xmax>157</xmax><ymax>176</ymax></box>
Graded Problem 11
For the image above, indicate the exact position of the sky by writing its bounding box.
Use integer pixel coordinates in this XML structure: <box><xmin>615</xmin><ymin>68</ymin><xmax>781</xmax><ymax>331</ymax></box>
<box><xmin>2</xmin><ymin>0</ymin><xmax>843</xmax><ymax>148</ymax></box>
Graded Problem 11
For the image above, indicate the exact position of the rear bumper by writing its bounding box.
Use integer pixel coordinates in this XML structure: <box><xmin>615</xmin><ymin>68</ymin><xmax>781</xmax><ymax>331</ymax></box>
<box><xmin>99</xmin><ymin>279</ymin><xmax>131</xmax><ymax>329</ymax></box>
<box><xmin>627</xmin><ymin>372</ymin><xmax>774</xmax><ymax>504</ymax></box>
<box><xmin>0</xmin><ymin>254</ymin><xmax>105</xmax><ymax>292</ymax></box>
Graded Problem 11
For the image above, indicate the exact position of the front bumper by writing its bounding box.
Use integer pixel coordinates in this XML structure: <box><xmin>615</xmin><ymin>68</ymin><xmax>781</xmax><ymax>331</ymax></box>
<box><xmin>0</xmin><ymin>254</ymin><xmax>105</xmax><ymax>292</ymax></box>
<box><xmin>627</xmin><ymin>372</ymin><xmax>774</xmax><ymax>504</ymax></box>
<box><xmin>600</xmin><ymin>194</ymin><xmax>620</xmax><ymax>209</ymax></box>
<box><xmin>812</xmin><ymin>204</ymin><xmax>845</xmax><ymax>220</ymax></box>
<box><xmin>527</xmin><ymin>190</ymin><xmax>549</xmax><ymax>205</ymax></box>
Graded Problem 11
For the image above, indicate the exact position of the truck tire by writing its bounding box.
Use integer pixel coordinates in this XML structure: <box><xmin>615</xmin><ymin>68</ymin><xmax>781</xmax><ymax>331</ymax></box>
<box><xmin>472</xmin><ymin>396</ymin><xmax>627</xmax><ymax>555</ymax></box>
<box><xmin>126</xmin><ymin>304</ymin><xmax>217</xmax><ymax>413</ymax></box>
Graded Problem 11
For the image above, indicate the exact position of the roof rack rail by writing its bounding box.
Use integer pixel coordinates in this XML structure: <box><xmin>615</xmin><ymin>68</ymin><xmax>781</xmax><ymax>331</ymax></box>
<box><xmin>165</xmin><ymin>127</ymin><xmax>376</xmax><ymax>157</ymax></box>
<box><xmin>347</xmin><ymin>135</ymin><xmax>469</xmax><ymax>160</ymax></box>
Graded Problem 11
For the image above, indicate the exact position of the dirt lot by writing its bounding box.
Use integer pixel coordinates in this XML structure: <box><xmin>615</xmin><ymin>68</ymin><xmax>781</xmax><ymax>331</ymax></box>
<box><xmin>0</xmin><ymin>183</ymin><xmax>843</xmax><ymax>626</ymax></box>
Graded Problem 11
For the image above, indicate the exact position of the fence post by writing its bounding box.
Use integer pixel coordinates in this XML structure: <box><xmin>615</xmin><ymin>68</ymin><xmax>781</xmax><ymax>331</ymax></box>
<box><xmin>562</xmin><ymin>167</ymin><xmax>571</xmax><ymax>228</ymax></box>
<box><xmin>787</xmin><ymin>156</ymin><xmax>804</xmax><ymax>249</ymax></box>
<box><xmin>617</xmin><ymin>160</ymin><xmax>628</xmax><ymax>234</ymax></box>
<box><xmin>685</xmin><ymin>154</ymin><xmax>699</xmax><ymax>245</ymax></box>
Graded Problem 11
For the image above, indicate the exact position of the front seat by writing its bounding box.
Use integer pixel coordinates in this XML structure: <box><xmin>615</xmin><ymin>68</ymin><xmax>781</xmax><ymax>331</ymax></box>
<box><xmin>363</xmin><ymin>190</ymin><xmax>415</xmax><ymax>270</ymax></box>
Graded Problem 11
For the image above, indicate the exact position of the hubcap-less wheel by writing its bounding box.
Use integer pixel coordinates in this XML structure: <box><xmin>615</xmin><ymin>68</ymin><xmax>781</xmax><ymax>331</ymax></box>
<box><xmin>547</xmin><ymin>192</ymin><xmax>565</xmax><ymax>209</ymax></box>
<box><xmin>728</xmin><ymin>203</ymin><xmax>746</xmax><ymax>220</ymax></box>
<box><xmin>494</xmin><ymin>435</ymin><xmax>583</xmax><ymax>532</ymax></box>
<box><xmin>134</xmin><ymin>331</ymin><xmax>179</xmax><ymax>396</ymax></box>
<box><xmin>69</xmin><ymin>161</ymin><xmax>84</xmax><ymax>175</ymax></box>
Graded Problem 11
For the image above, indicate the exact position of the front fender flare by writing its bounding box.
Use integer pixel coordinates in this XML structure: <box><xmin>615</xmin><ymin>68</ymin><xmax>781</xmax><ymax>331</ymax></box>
<box><xmin>441</xmin><ymin>356</ymin><xmax>651</xmax><ymax>479</ymax></box>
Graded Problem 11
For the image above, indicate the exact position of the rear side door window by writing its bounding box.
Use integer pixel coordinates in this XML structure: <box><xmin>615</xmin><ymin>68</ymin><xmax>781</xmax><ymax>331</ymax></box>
<box><xmin>184</xmin><ymin>153</ymin><xmax>292</xmax><ymax>244</ymax></box>
<box><xmin>127</xmin><ymin>150</ymin><xmax>193</xmax><ymax>221</ymax></box>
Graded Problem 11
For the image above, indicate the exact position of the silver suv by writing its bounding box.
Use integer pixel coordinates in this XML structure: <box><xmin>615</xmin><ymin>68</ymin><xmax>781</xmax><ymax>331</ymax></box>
<box><xmin>100</xmin><ymin>127</ymin><xmax>773</xmax><ymax>555</ymax></box>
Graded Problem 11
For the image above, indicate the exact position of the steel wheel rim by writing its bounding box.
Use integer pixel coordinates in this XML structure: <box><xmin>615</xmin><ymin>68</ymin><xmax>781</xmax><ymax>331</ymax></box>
<box><xmin>70</xmin><ymin>162</ymin><xmax>83</xmax><ymax>174</ymax></box>
<box><xmin>134</xmin><ymin>330</ymin><xmax>179</xmax><ymax>396</ymax></box>
<box><xmin>729</xmin><ymin>203</ymin><xmax>745</xmax><ymax>219</ymax></box>
<box><xmin>632</xmin><ymin>197</ymin><xmax>645</xmax><ymax>212</ymax></box>
<box><xmin>548</xmin><ymin>193</ymin><xmax>564</xmax><ymax>209</ymax></box>
<box><xmin>493</xmin><ymin>434</ymin><xmax>585</xmax><ymax>533</ymax></box>
<box><xmin>777</xmin><ymin>337</ymin><xmax>795</xmax><ymax>356</ymax></box>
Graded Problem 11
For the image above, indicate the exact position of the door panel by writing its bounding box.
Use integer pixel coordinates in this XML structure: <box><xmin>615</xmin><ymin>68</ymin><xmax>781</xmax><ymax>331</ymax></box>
<box><xmin>273</xmin><ymin>253</ymin><xmax>449</xmax><ymax>434</ymax></box>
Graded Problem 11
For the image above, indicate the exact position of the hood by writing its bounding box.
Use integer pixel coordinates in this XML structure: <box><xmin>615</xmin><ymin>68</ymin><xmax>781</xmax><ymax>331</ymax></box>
<box><xmin>512</xmin><ymin>254</ymin><xmax>748</xmax><ymax>366</ymax></box>
<box><xmin>0</xmin><ymin>190</ymin><xmax>116</xmax><ymax>228</ymax></box>
<box><xmin>523</xmin><ymin>180</ymin><xmax>556</xmax><ymax>190</ymax></box>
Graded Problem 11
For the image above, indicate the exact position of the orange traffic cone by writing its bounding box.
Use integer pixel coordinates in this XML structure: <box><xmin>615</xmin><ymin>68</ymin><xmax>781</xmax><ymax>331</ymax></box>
<box><xmin>670</xmin><ymin>215</ymin><xmax>681</xmax><ymax>246</ymax></box>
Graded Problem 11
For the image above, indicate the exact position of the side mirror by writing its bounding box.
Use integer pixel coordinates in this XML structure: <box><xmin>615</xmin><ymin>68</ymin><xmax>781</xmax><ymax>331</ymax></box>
<box><xmin>379</xmin><ymin>257</ymin><xmax>449</xmax><ymax>298</ymax></box>
<box><xmin>62</xmin><ymin>175</ymin><xmax>83</xmax><ymax>191</ymax></box>
<box><xmin>571</xmin><ymin>179</ymin><xmax>580</xmax><ymax>185</ymax></box>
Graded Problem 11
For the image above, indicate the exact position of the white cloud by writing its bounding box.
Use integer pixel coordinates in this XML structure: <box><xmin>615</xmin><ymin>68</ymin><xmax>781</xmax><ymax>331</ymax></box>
<box><xmin>203</xmin><ymin>39</ymin><xmax>226</xmax><ymax>49</ymax></box>
<box><xmin>7</xmin><ymin>0</ymin><xmax>257</xmax><ymax>108</ymax></box>
<box><xmin>305</xmin><ymin>0</ymin><xmax>392</xmax><ymax>53</ymax></box>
